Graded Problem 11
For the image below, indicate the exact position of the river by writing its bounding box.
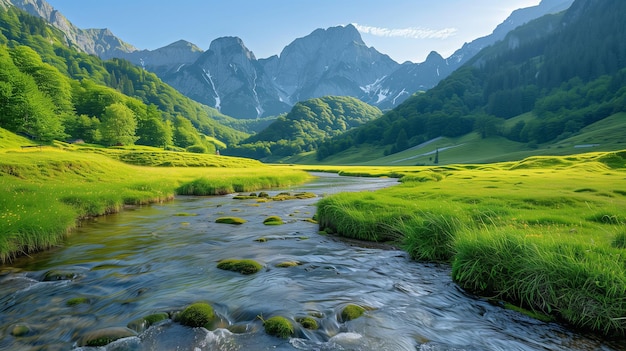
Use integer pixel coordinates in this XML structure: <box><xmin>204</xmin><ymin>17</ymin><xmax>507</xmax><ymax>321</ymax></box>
<box><xmin>0</xmin><ymin>173</ymin><xmax>623</xmax><ymax>351</ymax></box>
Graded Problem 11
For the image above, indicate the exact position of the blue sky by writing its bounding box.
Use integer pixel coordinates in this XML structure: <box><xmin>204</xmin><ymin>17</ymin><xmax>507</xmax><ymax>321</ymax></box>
<box><xmin>45</xmin><ymin>0</ymin><xmax>541</xmax><ymax>63</ymax></box>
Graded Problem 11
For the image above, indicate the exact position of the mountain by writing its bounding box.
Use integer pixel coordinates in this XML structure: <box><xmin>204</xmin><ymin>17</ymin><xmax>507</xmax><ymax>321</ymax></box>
<box><xmin>124</xmin><ymin>0</ymin><xmax>573</xmax><ymax>118</ymax></box>
<box><xmin>317</xmin><ymin>0</ymin><xmax>626</xmax><ymax>162</ymax></box>
<box><xmin>0</xmin><ymin>0</ymin><xmax>137</xmax><ymax>59</ymax></box>
<box><xmin>145</xmin><ymin>24</ymin><xmax>397</xmax><ymax>119</ymax></box>
<box><xmin>120</xmin><ymin>40</ymin><xmax>203</xmax><ymax>76</ymax></box>
<box><xmin>0</xmin><ymin>4</ymin><xmax>247</xmax><ymax>151</ymax></box>
<box><xmin>362</xmin><ymin>0</ymin><xmax>575</xmax><ymax>110</ymax></box>
<box><xmin>2</xmin><ymin>0</ymin><xmax>574</xmax><ymax>120</ymax></box>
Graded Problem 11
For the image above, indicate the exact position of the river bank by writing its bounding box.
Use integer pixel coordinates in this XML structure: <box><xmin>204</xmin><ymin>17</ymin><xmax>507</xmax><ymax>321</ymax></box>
<box><xmin>315</xmin><ymin>150</ymin><xmax>626</xmax><ymax>338</ymax></box>
<box><xmin>0</xmin><ymin>148</ymin><xmax>311</xmax><ymax>263</ymax></box>
<box><xmin>2</xmin><ymin>173</ymin><xmax>623</xmax><ymax>351</ymax></box>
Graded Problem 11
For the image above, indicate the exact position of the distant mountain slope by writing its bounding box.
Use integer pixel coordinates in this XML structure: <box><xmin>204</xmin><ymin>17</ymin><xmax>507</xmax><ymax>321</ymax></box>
<box><xmin>0</xmin><ymin>0</ymin><xmax>137</xmax><ymax>59</ymax></box>
<box><xmin>0</xmin><ymin>5</ymin><xmax>247</xmax><ymax>151</ymax></box>
<box><xmin>226</xmin><ymin>96</ymin><xmax>382</xmax><ymax>159</ymax></box>
<box><xmin>317</xmin><ymin>0</ymin><xmax>626</xmax><ymax>162</ymax></box>
<box><xmin>3</xmin><ymin>0</ymin><xmax>574</xmax><ymax>120</ymax></box>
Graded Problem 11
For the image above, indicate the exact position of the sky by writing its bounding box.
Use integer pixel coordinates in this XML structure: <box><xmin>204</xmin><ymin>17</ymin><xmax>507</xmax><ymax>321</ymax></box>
<box><xmin>45</xmin><ymin>0</ymin><xmax>542</xmax><ymax>63</ymax></box>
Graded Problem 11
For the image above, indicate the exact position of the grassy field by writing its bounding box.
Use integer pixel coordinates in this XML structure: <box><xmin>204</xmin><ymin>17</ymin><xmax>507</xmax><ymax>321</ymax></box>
<box><xmin>278</xmin><ymin>112</ymin><xmax>626</xmax><ymax>166</ymax></box>
<box><xmin>314</xmin><ymin>150</ymin><xmax>626</xmax><ymax>337</ymax></box>
<box><xmin>0</xmin><ymin>133</ymin><xmax>310</xmax><ymax>263</ymax></box>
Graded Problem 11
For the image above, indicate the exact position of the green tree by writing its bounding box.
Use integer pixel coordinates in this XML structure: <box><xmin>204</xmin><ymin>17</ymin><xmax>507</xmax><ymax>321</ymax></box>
<box><xmin>99</xmin><ymin>103</ymin><xmax>138</xmax><ymax>146</ymax></box>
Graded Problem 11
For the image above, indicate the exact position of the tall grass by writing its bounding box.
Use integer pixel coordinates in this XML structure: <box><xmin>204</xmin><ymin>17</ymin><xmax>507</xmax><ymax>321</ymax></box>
<box><xmin>315</xmin><ymin>150</ymin><xmax>626</xmax><ymax>336</ymax></box>
<box><xmin>0</xmin><ymin>148</ymin><xmax>310</xmax><ymax>263</ymax></box>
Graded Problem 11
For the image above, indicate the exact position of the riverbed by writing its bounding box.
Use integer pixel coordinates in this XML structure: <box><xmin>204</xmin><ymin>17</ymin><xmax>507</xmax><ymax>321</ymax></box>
<box><xmin>0</xmin><ymin>173</ymin><xmax>623</xmax><ymax>350</ymax></box>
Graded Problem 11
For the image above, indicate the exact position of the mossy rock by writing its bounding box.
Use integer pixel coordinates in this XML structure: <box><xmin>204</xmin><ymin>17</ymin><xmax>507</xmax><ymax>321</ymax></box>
<box><xmin>127</xmin><ymin>312</ymin><xmax>169</xmax><ymax>333</ymax></box>
<box><xmin>263</xmin><ymin>316</ymin><xmax>294</xmax><ymax>338</ymax></box>
<box><xmin>78</xmin><ymin>327</ymin><xmax>137</xmax><ymax>347</ymax></box>
<box><xmin>258</xmin><ymin>192</ymin><xmax>270</xmax><ymax>198</ymax></box>
<box><xmin>275</xmin><ymin>261</ymin><xmax>300</xmax><ymax>268</ymax></box>
<box><xmin>66</xmin><ymin>297</ymin><xmax>90</xmax><ymax>306</ymax></box>
<box><xmin>340</xmin><ymin>304</ymin><xmax>366</xmax><ymax>321</ymax></box>
<box><xmin>42</xmin><ymin>270</ymin><xmax>79</xmax><ymax>281</ymax></box>
<box><xmin>296</xmin><ymin>316</ymin><xmax>319</xmax><ymax>330</ymax></box>
<box><xmin>233</xmin><ymin>195</ymin><xmax>258</xmax><ymax>200</ymax></box>
<box><xmin>263</xmin><ymin>216</ymin><xmax>284</xmax><ymax>225</ymax></box>
<box><xmin>217</xmin><ymin>259</ymin><xmax>262</xmax><ymax>275</ymax></box>
<box><xmin>215</xmin><ymin>217</ymin><xmax>247</xmax><ymax>225</ymax></box>
<box><xmin>10</xmin><ymin>324</ymin><xmax>31</xmax><ymax>337</ymax></box>
<box><xmin>178</xmin><ymin>303</ymin><xmax>215</xmax><ymax>328</ymax></box>
<box><xmin>255</xmin><ymin>237</ymin><xmax>268</xmax><ymax>243</ymax></box>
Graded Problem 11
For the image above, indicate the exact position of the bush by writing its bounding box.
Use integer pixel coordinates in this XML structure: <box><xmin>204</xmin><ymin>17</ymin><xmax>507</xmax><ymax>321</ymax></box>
<box><xmin>186</xmin><ymin>144</ymin><xmax>208</xmax><ymax>154</ymax></box>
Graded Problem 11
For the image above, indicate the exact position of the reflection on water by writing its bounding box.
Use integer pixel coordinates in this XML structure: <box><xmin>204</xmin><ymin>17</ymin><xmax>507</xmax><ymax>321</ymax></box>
<box><xmin>0</xmin><ymin>173</ymin><xmax>623</xmax><ymax>350</ymax></box>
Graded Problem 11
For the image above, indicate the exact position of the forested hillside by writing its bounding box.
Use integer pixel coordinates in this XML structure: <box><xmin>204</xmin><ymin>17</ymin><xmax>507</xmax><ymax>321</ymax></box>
<box><xmin>318</xmin><ymin>0</ymin><xmax>626</xmax><ymax>160</ymax></box>
<box><xmin>225</xmin><ymin>96</ymin><xmax>382</xmax><ymax>159</ymax></box>
<box><xmin>0</xmin><ymin>6</ymin><xmax>246</xmax><ymax>152</ymax></box>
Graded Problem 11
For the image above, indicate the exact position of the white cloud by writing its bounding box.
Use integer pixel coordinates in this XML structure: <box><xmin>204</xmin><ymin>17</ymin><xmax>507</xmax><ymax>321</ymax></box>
<box><xmin>352</xmin><ymin>23</ymin><xmax>457</xmax><ymax>40</ymax></box>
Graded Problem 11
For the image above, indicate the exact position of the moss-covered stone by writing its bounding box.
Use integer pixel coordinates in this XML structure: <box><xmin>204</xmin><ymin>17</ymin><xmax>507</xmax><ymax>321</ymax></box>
<box><xmin>263</xmin><ymin>316</ymin><xmax>294</xmax><ymax>338</ymax></box>
<box><xmin>275</xmin><ymin>261</ymin><xmax>300</xmax><ymax>268</ymax></box>
<box><xmin>42</xmin><ymin>270</ymin><xmax>79</xmax><ymax>281</ymax></box>
<box><xmin>215</xmin><ymin>217</ymin><xmax>247</xmax><ymax>225</ymax></box>
<box><xmin>10</xmin><ymin>324</ymin><xmax>31</xmax><ymax>337</ymax></box>
<box><xmin>178</xmin><ymin>303</ymin><xmax>215</xmax><ymax>328</ymax></box>
<box><xmin>78</xmin><ymin>327</ymin><xmax>137</xmax><ymax>347</ymax></box>
<box><xmin>263</xmin><ymin>216</ymin><xmax>284</xmax><ymax>225</ymax></box>
<box><xmin>66</xmin><ymin>297</ymin><xmax>90</xmax><ymax>306</ymax></box>
<box><xmin>340</xmin><ymin>304</ymin><xmax>366</xmax><ymax>321</ymax></box>
<box><xmin>217</xmin><ymin>258</ymin><xmax>262</xmax><ymax>275</ymax></box>
<box><xmin>296</xmin><ymin>316</ymin><xmax>319</xmax><ymax>330</ymax></box>
<box><xmin>127</xmin><ymin>312</ymin><xmax>169</xmax><ymax>333</ymax></box>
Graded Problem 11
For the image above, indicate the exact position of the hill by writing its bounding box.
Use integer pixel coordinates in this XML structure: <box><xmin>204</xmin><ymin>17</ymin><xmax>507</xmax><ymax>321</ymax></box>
<box><xmin>224</xmin><ymin>96</ymin><xmax>382</xmax><ymax>160</ymax></box>
<box><xmin>317</xmin><ymin>0</ymin><xmax>626</xmax><ymax>164</ymax></box>
<box><xmin>0</xmin><ymin>5</ymin><xmax>246</xmax><ymax>152</ymax></box>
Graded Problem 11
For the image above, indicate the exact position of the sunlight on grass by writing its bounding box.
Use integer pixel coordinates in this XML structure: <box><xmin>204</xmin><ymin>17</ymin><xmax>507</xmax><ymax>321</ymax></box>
<box><xmin>0</xmin><ymin>148</ymin><xmax>310</xmax><ymax>263</ymax></box>
<box><xmin>315</xmin><ymin>150</ymin><xmax>626</xmax><ymax>337</ymax></box>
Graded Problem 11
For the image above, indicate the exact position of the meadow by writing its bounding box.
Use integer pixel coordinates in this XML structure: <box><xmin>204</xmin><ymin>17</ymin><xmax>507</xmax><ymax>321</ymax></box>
<box><xmin>0</xmin><ymin>131</ymin><xmax>311</xmax><ymax>263</ymax></box>
<box><xmin>313</xmin><ymin>151</ymin><xmax>626</xmax><ymax>337</ymax></box>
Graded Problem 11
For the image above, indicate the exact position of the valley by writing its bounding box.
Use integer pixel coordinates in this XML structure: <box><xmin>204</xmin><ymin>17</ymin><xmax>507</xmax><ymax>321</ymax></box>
<box><xmin>0</xmin><ymin>0</ymin><xmax>625</xmax><ymax>348</ymax></box>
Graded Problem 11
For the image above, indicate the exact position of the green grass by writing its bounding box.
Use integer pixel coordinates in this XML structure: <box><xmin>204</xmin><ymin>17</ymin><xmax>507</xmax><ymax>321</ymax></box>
<box><xmin>282</xmin><ymin>112</ymin><xmax>626</xmax><ymax>167</ymax></box>
<box><xmin>315</xmin><ymin>150</ymin><xmax>626</xmax><ymax>337</ymax></box>
<box><xmin>0</xmin><ymin>137</ymin><xmax>310</xmax><ymax>263</ymax></box>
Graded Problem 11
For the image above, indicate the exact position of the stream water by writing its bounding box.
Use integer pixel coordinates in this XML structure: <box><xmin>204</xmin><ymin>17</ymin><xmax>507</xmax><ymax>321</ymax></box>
<box><xmin>0</xmin><ymin>173</ymin><xmax>624</xmax><ymax>351</ymax></box>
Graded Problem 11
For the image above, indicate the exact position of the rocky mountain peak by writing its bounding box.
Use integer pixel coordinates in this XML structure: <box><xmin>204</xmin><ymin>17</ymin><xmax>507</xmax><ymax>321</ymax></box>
<box><xmin>3</xmin><ymin>0</ymin><xmax>137</xmax><ymax>59</ymax></box>
<box><xmin>208</xmin><ymin>36</ymin><xmax>256</xmax><ymax>61</ymax></box>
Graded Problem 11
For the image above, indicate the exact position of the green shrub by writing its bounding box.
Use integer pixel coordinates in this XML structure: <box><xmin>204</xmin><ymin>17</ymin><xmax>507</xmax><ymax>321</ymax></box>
<box><xmin>186</xmin><ymin>145</ymin><xmax>208</xmax><ymax>154</ymax></box>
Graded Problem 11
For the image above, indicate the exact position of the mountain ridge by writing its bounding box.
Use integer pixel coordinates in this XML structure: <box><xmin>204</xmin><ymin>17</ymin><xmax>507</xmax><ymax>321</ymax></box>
<box><xmin>3</xmin><ymin>0</ymin><xmax>574</xmax><ymax>120</ymax></box>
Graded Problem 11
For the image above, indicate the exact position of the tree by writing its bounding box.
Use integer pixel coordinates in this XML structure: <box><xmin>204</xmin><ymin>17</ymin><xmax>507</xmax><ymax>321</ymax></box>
<box><xmin>99</xmin><ymin>103</ymin><xmax>138</xmax><ymax>146</ymax></box>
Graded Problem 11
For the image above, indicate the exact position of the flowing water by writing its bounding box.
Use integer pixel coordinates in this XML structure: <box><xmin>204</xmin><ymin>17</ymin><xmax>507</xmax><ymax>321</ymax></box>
<box><xmin>0</xmin><ymin>173</ymin><xmax>624</xmax><ymax>351</ymax></box>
